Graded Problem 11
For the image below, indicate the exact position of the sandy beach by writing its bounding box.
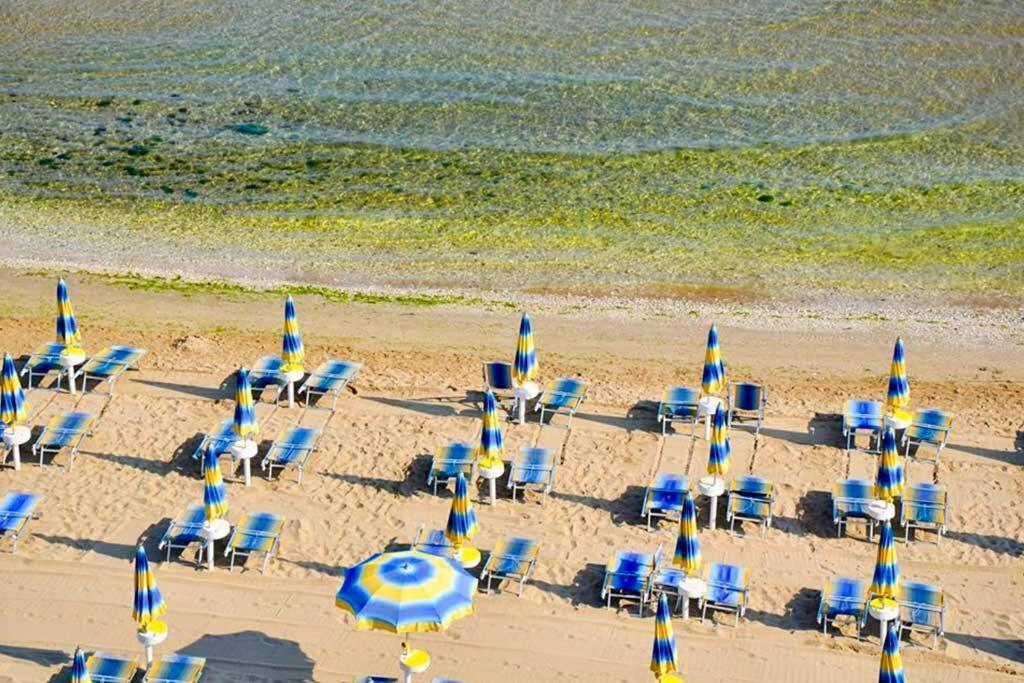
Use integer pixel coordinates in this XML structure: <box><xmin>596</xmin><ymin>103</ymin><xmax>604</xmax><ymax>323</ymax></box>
<box><xmin>0</xmin><ymin>269</ymin><xmax>1020</xmax><ymax>681</ymax></box>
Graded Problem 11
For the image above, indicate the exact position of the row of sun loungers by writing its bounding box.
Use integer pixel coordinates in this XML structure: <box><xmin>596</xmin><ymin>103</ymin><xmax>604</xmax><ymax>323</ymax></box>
<box><xmin>658</xmin><ymin>382</ymin><xmax>767</xmax><ymax>438</ymax></box>
<box><xmin>250</xmin><ymin>356</ymin><xmax>361</xmax><ymax>411</ymax></box>
<box><xmin>428</xmin><ymin>443</ymin><xmax>557</xmax><ymax>501</ymax></box>
<box><xmin>833</xmin><ymin>480</ymin><xmax>949</xmax><ymax>543</ymax></box>
<box><xmin>411</xmin><ymin>524</ymin><xmax>541</xmax><ymax>597</ymax></box>
<box><xmin>818</xmin><ymin>577</ymin><xmax>945</xmax><ymax>648</ymax></box>
<box><xmin>86</xmin><ymin>651</ymin><xmax>205</xmax><ymax>683</ymax></box>
<box><xmin>192</xmin><ymin>420</ymin><xmax>323</xmax><ymax>483</ymax></box>
<box><xmin>842</xmin><ymin>400</ymin><xmax>954</xmax><ymax>459</ymax></box>
<box><xmin>157</xmin><ymin>506</ymin><xmax>287</xmax><ymax>573</ymax></box>
<box><xmin>21</xmin><ymin>343</ymin><xmax>146</xmax><ymax>394</ymax></box>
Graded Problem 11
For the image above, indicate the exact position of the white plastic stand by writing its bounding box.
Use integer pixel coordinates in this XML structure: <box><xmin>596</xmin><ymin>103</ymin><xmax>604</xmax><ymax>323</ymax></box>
<box><xmin>698</xmin><ymin>396</ymin><xmax>723</xmax><ymax>439</ymax></box>
<box><xmin>3</xmin><ymin>425</ymin><xmax>30</xmax><ymax>471</ymax></box>
<box><xmin>60</xmin><ymin>350</ymin><xmax>86</xmax><ymax>394</ymax></box>
<box><xmin>399</xmin><ymin>647</ymin><xmax>430</xmax><ymax>683</ymax></box>
<box><xmin>866</xmin><ymin>500</ymin><xmax>896</xmax><ymax>523</ymax></box>
<box><xmin>200</xmin><ymin>518</ymin><xmax>231</xmax><ymax>570</ymax></box>
<box><xmin>513</xmin><ymin>381</ymin><xmax>541</xmax><ymax>425</ymax></box>
<box><xmin>282</xmin><ymin>369</ymin><xmax>304</xmax><ymax>408</ymax></box>
<box><xmin>479</xmin><ymin>461</ymin><xmax>505</xmax><ymax>505</ymax></box>
<box><xmin>454</xmin><ymin>545</ymin><xmax>481</xmax><ymax>569</ymax></box>
<box><xmin>869</xmin><ymin>598</ymin><xmax>900</xmax><ymax>642</ymax></box>
<box><xmin>884</xmin><ymin>412</ymin><xmax>912</xmax><ymax>431</ymax></box>
<box><xmin>231</xmin><ymin>440</ymin><xmax>258</xmax><ymax>486</ymax></box>
<box><xmin>137</xmin><ymin>622</ymin><xmax>168</xmax><ymax>669</ymax></box>
<box><xmin>679</xmin><ymin>577</ymin><xmax>707</xmax><ymax>620</ymax></box>
<box><xmin>698</xmin><ymin>475</ymin><xmax>726</xmax><ymax>530</ymax></box>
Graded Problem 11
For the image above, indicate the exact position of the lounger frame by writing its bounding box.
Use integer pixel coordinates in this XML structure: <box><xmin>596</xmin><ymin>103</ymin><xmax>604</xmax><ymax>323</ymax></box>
<box><xmin>482</xmin><ymin>361</ymin><xmax>517</xmax><ymax>412</ymax></box>
<box><xmin>86</xmin><ymin>651</ymin><xmax>140</xmax><ymax>683</ymax></box>
<box><xmin>832</xmin><ymin>479</ymin><xmax>877</xmax><ymax>541</ymax></box>
<box><xmin>897</xmin><ymin>581</ymin><xmax>946</xmax><ymax>649</ymax></box>
<box><xmin>900</xmin><ymin>483</ymin><xmax>948</xmax><ymax>545</ymax></box>
<box><xmin>20</xmin><ymin>342</ymin><xmax>70</xmax><ymax>390</ymax></box>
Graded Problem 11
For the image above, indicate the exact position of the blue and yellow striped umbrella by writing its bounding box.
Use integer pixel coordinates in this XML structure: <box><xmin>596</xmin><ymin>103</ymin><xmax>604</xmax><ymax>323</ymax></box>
<box><xmin>673</xmin><ymin>495</ymin><xmax>701</xmax><ymax>575</ymax></box>
<box><xmin>879</xmin><ymin>623</ymin><xmax>905</xmax><ymax>683</ymax></box>
<box><xmin>868</xmin><ymin>521</ymin><xmax>900</xmax><ymax>601</ymax></box>
<box><xmin>886</xmin><ymin>338</ymin><xmax>909</xmax><ymax>413</ymax></box>
<box><xmin>707</xmin><ymin>405</ymin><xmax>731</xmax><ymax>477</ymax></box>
<box><xmin>56</xmin><ymin>277</ymin><xmax>83</xmax><ymax>354</ymax></box>
<box><xmin>475</xmin><ymin>390</ymin><xmax>504</xmax><ymax>469</ymax></box>
<box><xmin>445</xmin><ymin>472</ymin><xmax>479</xmax><ymax>549</ymax></box>
<box><xmin>281</xmin><ymin>295</ymin><xmax>305</xmax><ymax>373</ymax></box>
<box><xmin>71</xmin><ymin>646</ymin><xmax>91</xmax><ymax>683</ymax></box>
<box><xmin>232</xmin><ymin>368</ymin><xmax>258</xmax><ymax>439</ymax></box>
<box><xmin>1</xmin><ymin>353</ymin><xmax>28</xmax><ymax>428</ymax></box>
<box><xmin>132</xmin><ymin>544</ymin><xmax>166</xmax><ymax>629</ymax></box>
<box><xmin>875</xmin><ymin>428</ymin><xmax>904</xmax><ymax>503</ymax></box>
<box><xmin>700</xmin><ymin>325</ymin><xmax>725</xmax><ymax>395</ymax></box>
<box><xmin>512</xmin><ymin>313</ymin><xmax>537</xmax><ymax>386</ymax></box>
<box><xmin>650</xmin><ymin>593</ymin><xmax>678</xmax><ymax>677</ymax></box>
<box><xmin>335</xmin><ymin>549</ymin><xmax>477</xmax><ymax>634</ymax></box>
<box><xmin>203</xmin><ymin>446</ymin><xmax>228</xmax><ymax>522</ymax></box>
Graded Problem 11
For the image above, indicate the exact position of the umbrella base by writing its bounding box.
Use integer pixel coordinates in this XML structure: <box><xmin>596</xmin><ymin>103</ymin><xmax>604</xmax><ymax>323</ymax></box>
<box><xmin>2</xmin><ymin>426</ymin><xmax>30</xmax><ymax>471</ymax></box>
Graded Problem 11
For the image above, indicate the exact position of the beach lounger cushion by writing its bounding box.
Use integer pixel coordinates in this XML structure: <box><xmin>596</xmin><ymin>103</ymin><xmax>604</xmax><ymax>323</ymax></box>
<box><xmin>601</xmin><ymin>545</ymin><xmax>662</xmax><ymax>615</ymax></box>
<box><xmin>902</xmin><ymin>409</ymin><xmax>954</xmax><ymax>461</ymax></box>
<box><xmin>20</xmin><ymin>342</ymin><xmax>68</xmax><ymax>388</ymax></box>
<box><xmin>412</xmin><ymin>526</ymin><xmax>454</xmax><ymax>559</ymax></box>
<box><xmin>249</xmin><ymin>355</ymin><xmax>286</xmax><ymax>390</ymax></box>
<box><xmin>658</xmin><ymin>386</ymin><xmax>700</xmax><ymax>435</ymax></box>
<box><xmin>193</xmin><ymin>419</ymin><xmax>237</xmax><ymax>462</ymax></box>
<box><xmin>728</xmin><ymin>381</ymin><xmax>766</xmax><ymax>437</ymax></box>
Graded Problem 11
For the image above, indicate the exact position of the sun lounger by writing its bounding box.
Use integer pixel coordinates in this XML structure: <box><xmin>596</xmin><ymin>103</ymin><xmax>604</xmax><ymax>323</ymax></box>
<box><xmin>298</xmin><ymin>359</ymin><xmax>361</xmax><ymax>411</ymax></box>
<box><xmin>80</xmin><ymin>345</ymin><xmax>146</xmax><ymax>394</ymax></box>
<box><xmin>640</xmin><ymin>473</ymin><xmax>689</xmax><ymax>530</ymax></box>
<box><xmin>535</xmin><ymin>378</ymin><xmax>587</xmax><ymax>429</ymax></box>
<box><xmin>20</xmin><ymin>342</ymin><xmax>69</xmax><ymax>390</ymax></box>
<box><xmin>897</xmin><ymin>581</ymin><xmax>945</xmax><ymax>648</ymax></box>
<box><xmin>142</xmin><ymin>653</ymin><xmax>205</xmax><ymax>683</ymax></box>
<box><xmin>224</xmin><ymin>511</ymin><xmax>285</xmax><ymax>573</ymax></box>
<box><xmin>657</xmin><ymin>386</ymin><xmax>700</xmax><ymax>437</ymax></box>
<box><xmin>507</xmin><ymin>446</ymin><xmax>555</xmax><ymax>502</ymax></box>
<box><xmin>427</xmin><ymin>442</ymin><xmax>476</xmax><ymax>495</ymax></box>
<box><xmin>900</xmin><ymin>483</ymin><xmax>948</xmax><ymax>545</ymax></box>
<box><xmin>832</xmin><ymin>479</ymin><xmax>877</xmax><ymax>540</ymax></box>
<box><xmin>817</xmin><ymin>576</ymin><xmax>868</xmax><ymax>634</ymax></box>
<box><xmin>158</xmin><ymin>503</ymin><xmax>206</xmax><ymax>564</ymax></box>
<box><xmin>411</xmin><ymin>523</ymin><xmax>454</xmax><ymax>559</ymax></box>
<box><xmin>0</xmin><ymin>492</ymin><xmax>42</xmax><ymax>553</ymax></box>
<box><xmin>32</xmin><ymin>411</ymin><xmax>94</xmax><ymax>470</ymax></box>
<box><xmin>261</xmin><ymin>425</ymin><xmax>322</xmax><ymax>484</ymax></box>
<box><xmin>249</xmin><ymin>355</ymin><xmax>286</xmax><ymax>402</ymax></box>
<box><xmin>354</xmin><ymin>677</ymin><xmax>397</xmax><ymax>683</ymax></box>
<box><xmin>86</xmin><ymin>651</ymin><xmax>139</xmax><ymax>683</ymax></box>
<box><xmin>601</xmin><ymin>544</ymin><xmax>662</xmax><ymax>616</ymax></box>
<box><xmin>842</xmin><ymin>400</ymin><xmax>883</xmax><ymax>452</ymax></box>
<box><xmin>700</xmin><ymin>562</ymin><xmax>750</xmax><ymax>626</ymax></box>
<box><xmin>480</xmin><ymin>536</ymin><xmax>540</xmax><ymax>596</ymax></box>
<box><xmin>192</xmin><ymin>419</ymin><xmax>237</xmax><ymax>463</ymax></box>
<box><xmin>483</xmin><ymin>361</ymin><xmax>517</xmax><ymax>411</ymax></box>
<box><xmin>902</xmin><ymin>409</ymin><xmax>954</xmax><ymax>463</ymax></box>
<box><xmin>727</xmin><ymin>381</ymin><xmax>766</xmax><ymax>438</ymax></box>
<box><xmin>726</xmin><ymin>475</ymin><xmax>774</xmax><ymax>537</ymax></box>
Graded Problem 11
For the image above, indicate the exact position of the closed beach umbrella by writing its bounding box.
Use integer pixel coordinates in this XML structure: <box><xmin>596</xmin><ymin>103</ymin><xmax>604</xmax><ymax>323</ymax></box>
<box><xmin>512</xmin><ymin>313</ymin><xmax>537</xmax><ymax>386</ymax></box>
<box><xmin>869</xmin><ymin>521</ymin><xmax>899</xmax><ymax>601</ymax></box>
<box><xmin>281</xmin><ymin>295</ymin><xmax>305</xmax><ymax>373</ymax></box>
<box><xmin>203</xmin><ymin>447</ymin><xmax>228</xmax><ymax>522</ymax></box>
<box><xmin>673</xmin><ymin>495</ymin><xmax>701</xmax><ymax>575</ymax></box>
<box><xmin>445</xmin><ymin>473</ymin><xmax>478</xmax><ymax>550</ymax></box>
<box><xmin>879</xmin><ymin>623</ymin><xmax>905</xmax><ymax>683</ymax></box>
<box><xmin>700</xmin><ymin>325</ymin><xmax>725</xmax><ymax>395</ymax></box>
<box><xmin>56</xmin><ymin>277</ymin><xmax>83</xmax><ymax>353</ymax></box>
<box><xmin>475</xmin><ymin>390</ymin><xmax>504</xmax><ymax>468</ymax></box>
<box><xmin>650</xmin><ymin>593</ymin><xmax>678</xmax><ymax>678</ymax></box>
<box><xmin>1</xmin><ymin>353</ymin><xmax>28</xmax><ymax>428</ymax></box>
<box><xmin>886</xmin><ymin>338</ymin><xmax>909</xmax><ymax>414</ymax></box>
<box><xmin>875</xmin><ymin>428</ymin><xmax>904</xmax><ymax>503</ymax></box>
<box><xmin>707</xmin><ymin>405</ymin><xmax>731</xmax><ymax>477</ymax></box>
<box><xmin>232</xmin><ymin>368</ymin><xmax>258</xmax><ymax>440</ymax></box>
<box><xmin>132</xmin><ymin>544</ymin><xmax>166</xmax><ymax>630</ymax></box>
<box><xmin>71</xmin><ymin>646</ymin><xmax>91</xmax><ymax>683</ymax></box>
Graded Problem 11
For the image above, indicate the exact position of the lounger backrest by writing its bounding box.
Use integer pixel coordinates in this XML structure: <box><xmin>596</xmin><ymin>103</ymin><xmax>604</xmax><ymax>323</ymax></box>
<box><xmin>24</xmin><ymin>342</ymin><xmax>65</xmax><ymax>371</ymax></box>
<box><xmin>649</xmin><ymin>473</ymin><xmax>688</xmax><ymax>510</ymax></box>
<box><xmin>732</xmin><ymin>383</ymin><xmax>764</xmax><ymax>412</ymax></box>
<box><xmin>87</xmin><ymin>651</ymin><xmax>139</xmax><ymax>681</ymax></box>
<box><xmin>730</xmin><ymin>476</ymin><xmax>773</xmax><ymax>517</ymax></box>
<box><xmin>844</xmin><ymin>400</ymin><xmax>882</xmax><ymax>430</ymax></box>
<box><xmin>542</xmin><ymin>378</ymin><xmax>586</xmax><ymax>408</ymax></box>
<box><xmin>483</xmin><ymin>362</ymin><xmax>514</xmax><ymax>391</ymax></box>
<box><xmin>899</xmin><ymin>581</ymin><xmax>944</xmax><ymax>628</ymax></box>
<box><xmin>489</xmin><ymin>536</ymin><xmax>539</xmax><ymax>574</ymax></box>
<box><xmin>903</xmin><ymin>483</ymin><xmax>947</xmax><ymax>524</ymax></box>
<box><xmin>433</xmin><ymin>443</ymin><xmax>475</xmax><ymax>478</ymax></box>
<box><xmin>833</xmin><ymin>479</ymin><xmax>874</xmax><ymax>516</ymax></box>
<box><xmin>415</xmin><ymin>529</ymin><xmax>452</xmax><ymax>557</ymax></box>
<box><xmin>706</xmin><ymin>563</ymin><xmax>748</xmax><ymax>605</ymax></box>
<box><xmin>250</xmin><ymin>355</ymin><xmax>285</xmax><ymax>388</ymax></box>
<box><xmin>907</xmin><ymin>409</ymin><xmax>953</xmax><ymax>443</ymax></box>
<box><xmin>824</xmin><ymin>577</ymin><xmax>867</xmax><ymax>616</ymax></box>
<box><xmin>232</xmin><ymin>512</ymin><xmax>284</xmax><ymax>552</ymax></box>
<box><xmin>661</xmin><ymin>386</ymin><xmax>699</xmax><ymax>418</ymax></box>
<box><xmin>0</xmin><ymin>492</ymin><xmax>39</xmax><ymax>532</ymax></box>
<box><xmin>166</xmin><ymin>504</ymin><xmax>206</xmax><ymax>544</ymax></box>
<box><xmin>512</xmin><ymin>447</ymin><xmax>553</xmax><ymax>484</ymax></box>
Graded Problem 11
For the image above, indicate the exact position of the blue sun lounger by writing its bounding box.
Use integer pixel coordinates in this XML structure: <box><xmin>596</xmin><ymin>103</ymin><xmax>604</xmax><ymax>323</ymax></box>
<box><xmin>897</xmin><ymin>581</ymin><xmax>945</xmax><ymax>649</ymax></box>
<box><xmin>641</xmin><ymin>473</ymin><xmax>689</xmax><ymax>530</ymax></box>
<box><xmin>832</xmin><ymin>479</ymin><xmax>877</xmax><ymax>540</ymax></box>
<box><xmin>142</xmin><ymin>653</ymin><xmax>205</xmax><ymax>683</ymax></box>
<box><xmin>158</xmin><ymin>503</ymin><xmax>206</xmax><ymax>564</ymax></box>
<box><xmin>80</xmin><ymin>345</ymin><xmax>146</xmax><ymax>394</ymax></box>
<box><xmin>483</xmin><ymin>361</ymin><xmax>517</xmax><ymax>411</ymax></box>
<box><xmin>817</xmin><ymin>576</ymin><xmax>868</xmax><ymax>635</ymax></box>
<box><xmin>701</xmin><ymin>562</ymin><xmax>750</xmax><ymax>626</ymax></box>
<box><xmin>192</xmin><ymin>419</ymin><xmax>237</xmax><ymax>463</ymax></box>
<box><xmin>900</xmin><ymin>483</ymin><xmax>948</xmax><ymax>545</ymax></box>
<box><xmin>842</xmin><ymin>399</ymin><xmax>884</xmax><ymax>452</ymax></box>
<box><xmin>507</xmin><ymin>446</ymin><xmax>555</xmax><ymax>502</ymax></box>
<box><xmin>20</xmin><ymin>342</ymin><xmax>69</xmax><ymax>390</ymax></box>
<box><xmin>355</xmin><ymin>678</ymin><xmax>397</xmax><ymax>683</ymax></box>
<box><xmin>726</xmin><ymin>475</ymin><xmax>775</xmax><ymax>537</ymax></box>
<box><xmin>727</xmin><ymin>381</ymin><xmax>766</xmax><ymax>438</ymax></box>
<box><xmin>481</xmin><ymin>536</ymin><xmax>540</xmax><ymax>596</ymax></box>
<box><xmin>262</xmin><ymin>425</ymin><xmax>322</xmax><ymax>484</ymax></box>
<box><xmin>902</xmin><ymin>409</ymin><xmax>954</xmax><ymax>463</ymax></box>
<box><xmin>411</xmin><ymin>524</ymin><xmax>454</xmax><ymax>559</ymax></box>
<box><xmin>298</xmin><ymin>359</ymin><xmax>361</xmax><ymax>411</ymax></box>
<box><xmin>224</xmin><ymin>511</ymin><xmax>286</xmax><ymax>573</ymax></box>
<box><xmin>657</xmin><ymin>386</ymin><xmax>701</xmax><ymax>437</ymax></box>
<box><xmin>86</xmin><ymin>651</ymin><xmax>139</xmax><ymax>683</ymax></box>
<box><xmin>32</xmin><ymin>411</ymin><xmax>94</xmax><ymax>470</ymax></box>
<box><xmin>535</xmin><ymin>378</ymin><xmax>587</xmax><ymax>429</ymax></box>
<box><xmin>427</xmin><ymin>442</ymin><xmax>476</xmax><ymax>495</ymax></box>
<box><xmin>0</xmin><ymin>492</ymin><xmax>42</xmax><ymax>553</ymax></box>
<box><xmin>601</xmin><ymin>544</ymin><xmax>662</xmax><ymax>616</ymax></box>
<box><xmin>249</xmin><ymin>355</ymin><xmax>286</xmax><ymax>402</ymax></box>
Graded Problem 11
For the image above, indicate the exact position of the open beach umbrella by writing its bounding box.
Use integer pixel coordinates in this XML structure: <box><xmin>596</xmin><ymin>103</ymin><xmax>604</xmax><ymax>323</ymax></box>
<box><xmin>512</xmin><ymin>313</ymin><xmax>537</xmax><ymax>386</ymax></box>
<box><xmin>444</xmin><ymin>473</ymin><xmax>478</xmax><ymax>550</ymax></box>
<box><xmin>232</xmin><ymin>368</ymin><xmax>258</xmax><ymax>440</ymax></box>
<box><xmin>673</xmin><ymin>495</ymin><xmax>701</xmax><ymax>575</ymax></box>
<box><xmin>475</xmin><ymin>390</ymin><xmax>504</xmax><ymax>469</ymax></box>
<box><xmin>868</xmin><ymin>521</ymin><xmax>899</xmax><ymax>601</ymax></box>
<box><xmin>203</xmin><ymin>446</ymin><xmax>228</xmax><ymax>522</ymax></box>
<box><xmin>700</xmin><ymin>325</ymin><xmax>725</xmax><ymax>395</ymax></box>
<box><xmin>335</xmin><ymin>549</ymin><xmax>477</xmax><ymax>633</ymax></box>
<box><xmin>707</xmin><ymin>405</ymin><xmax>731</xmax><ymax>477</ymax></box>
<box><xmin>879</xmin><ymin>623</ymin><xmax>906</xmax><ymax>683</ymax></box>
<box><xmin>1</xmin><ymin>353</ymin><xmax>28</xmax><ymax>428</ymax></box>
<box><xmin>281</xmin><ymin>295</ymin><xmax>305</xmax><ymax>373</ymax></box>
<box><xmin>650</xmin><ymin>593</ymin><xmax>678</xmax><ymax>678</ymax></box>
<box><xmin>875</xmin><ymin>428</ymin><xmax>904</xmax><ymax>503</ymax></box>
<box><xmin>56</xmin><ymin>277</ymin><xmax>83</xmax><ymax>353</ymax></box>
<box><xmin>886</xmin><ymin>337</ymin><xmax>909</xmax><ymax>414</ymax></box>
<box><xmin>71</xmin><ymin>646</ymin><xmax>91</xmax><ymax>683</ymax></box>
<box><xmin>132</xmin><ymin>544</ymin><xmax>166</xmax><ymax>630</ymax></box>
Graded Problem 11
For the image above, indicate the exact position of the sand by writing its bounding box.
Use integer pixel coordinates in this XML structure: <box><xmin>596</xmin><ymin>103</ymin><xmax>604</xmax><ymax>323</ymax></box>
<box><xmin>0</xmin><ymin>269</ymin><xmax>1021</xmax><ymax>682</ymax></box>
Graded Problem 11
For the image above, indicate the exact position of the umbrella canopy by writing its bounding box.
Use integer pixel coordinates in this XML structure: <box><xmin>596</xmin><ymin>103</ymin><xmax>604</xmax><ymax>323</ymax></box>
<box><xmin>56</xmin><ymin>277</ymin><xmax>83</xmax><ymax>353</ymax></box>
<box><xmin>203</xmin><ymin>447</ymin><xmax>228</xmax><ymax>522</ymax></box>
<box><xmin>879</xmin><ymin>623</ymin><xmax>905</xmax><ymax>683</ymax></box>
<box><xmin>132</xmin><ymin>544</ymin><xmax>166</xmax><ymax>630</ymax></box>
<box><xmin>444</xmin><ymin>473</ymin><xmax>478</xmax><ymax>549</ymax></box>
<box><xmin>232</xmin><ymin>368</ymin><xmax>258</xmax><ymax>439</ymax></box>
<box><xmin>475</xmin><ymin>390</ymin><xmax>504</xmax><ymax>468</ymax></box>
<box><xmin>673</xmin><ymin>495</ymin><xmax>701</xmax><ymax>575</ymax></box>
<box><xmin>886</xmin><ymin>338</ymin><xmax>909</xmax><ymax>413</ymax></box>
<box><xmin>875</xmin><ymin>428</ymin><xmax>904</xmax><ymax>503</ymax></box>
<box><xmin>281</xmin><ymin>295</ymin><xmax>305</xmax><ymax>372</ymax></box>
<box><xmin>650</xmin><ymin>593</ymin><xmax>678</xmax><ymax>677</ymax></box>
<box><xmin>707</xmin><ymin>405</ymin><xmax>731</xmax><ymax>477</ymax></box>
<box><xmin>869</xmin><ymin>521</ymin><xmax>900</xmax><ymax>601</ymax></box>
<box><xmin>71</xmin><ymin>646</ymin><xmax>92</xmax><ymax>683</ymax></box>
<box><xmin>700</xmin><ymin>325</ymin><xmax>725</xmax><ymax>395</ymax></box>
<box><xmin>512</xmin><ymin>313</ymin><xmax>537</xmax><ymax>386</ymax></box>
<box><xmin>1</xmin><ymin>353</ymin><xmax>28</xmax><ymax>428</ymax></box>
<box><xmin>335</xmin><ymin>550</ymin><xmax>477</xmax><ymax>634</ymax></box>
